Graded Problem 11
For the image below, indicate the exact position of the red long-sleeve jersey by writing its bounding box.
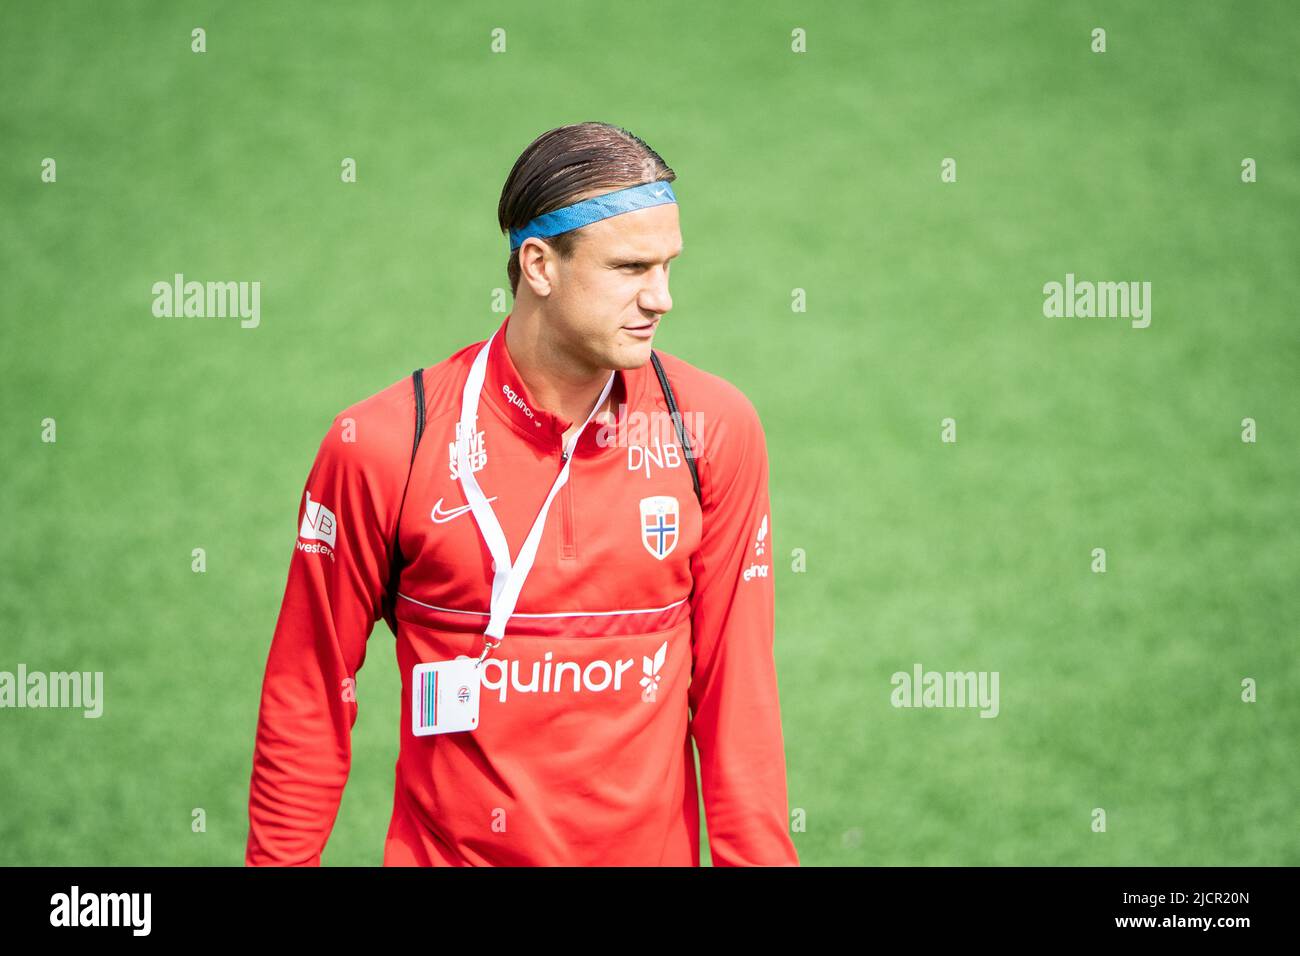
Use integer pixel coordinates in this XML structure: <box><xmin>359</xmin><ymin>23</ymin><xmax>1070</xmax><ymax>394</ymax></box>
<box><xmin>245</xmin><ymin>312</ymin><xmax>797</xmax><ymax>866</ymax></box>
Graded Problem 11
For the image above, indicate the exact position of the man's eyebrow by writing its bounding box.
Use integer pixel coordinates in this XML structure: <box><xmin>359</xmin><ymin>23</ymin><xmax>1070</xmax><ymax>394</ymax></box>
<box><xmin>610</xmin><ymin>247</ymin><xmax>683</xmax><ymax>265</ymax></box>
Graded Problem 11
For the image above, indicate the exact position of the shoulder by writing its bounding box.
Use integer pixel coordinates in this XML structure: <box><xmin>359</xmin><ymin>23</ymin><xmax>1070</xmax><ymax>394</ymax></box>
<box><xmin>648</xmin><ymin>349</ymin><xmax>768</xmax><ymax>500</ymax></box>
<box><xmin>316</xmin><ymin>374</ymin><xmax>418</xmax><ymax>473</ymax></box>
<box><xmin>649</xmin><ymin>348</ymin><xmax>767</xmax><ymax>452</ymax></box>
<box><xmin>314</xmin><ymin>343</ymin><xmax>480</xmax><ymax>477</ymax></box>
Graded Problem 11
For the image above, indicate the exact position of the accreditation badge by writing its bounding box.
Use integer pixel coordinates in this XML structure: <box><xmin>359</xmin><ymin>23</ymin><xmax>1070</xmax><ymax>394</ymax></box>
<box><xmin>412</xmin><ymin>658</ymin><xmax>480</xmax><ymax>736</ymax></box>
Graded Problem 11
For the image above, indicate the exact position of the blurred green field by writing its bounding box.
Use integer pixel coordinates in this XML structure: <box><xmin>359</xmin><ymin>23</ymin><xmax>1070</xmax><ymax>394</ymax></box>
<box><xmin>1</xmin><ymin>0</ymin><xmax>1296</xmax><ymax>866</ymax></box>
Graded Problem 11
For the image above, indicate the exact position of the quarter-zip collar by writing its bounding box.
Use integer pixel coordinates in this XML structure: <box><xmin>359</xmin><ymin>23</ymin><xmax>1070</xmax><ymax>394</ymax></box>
<box><xmin>482</xmin><ymin>312</ymin><xmax>645</xmax><ymax>455</ymax></box>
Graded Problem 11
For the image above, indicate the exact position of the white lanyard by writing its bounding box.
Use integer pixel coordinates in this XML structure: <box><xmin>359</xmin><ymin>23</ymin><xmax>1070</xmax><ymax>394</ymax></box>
<box><xmin>455</xmin><ymin>331</ymin><xmax>615</xmax><ymax>663</ymax></box>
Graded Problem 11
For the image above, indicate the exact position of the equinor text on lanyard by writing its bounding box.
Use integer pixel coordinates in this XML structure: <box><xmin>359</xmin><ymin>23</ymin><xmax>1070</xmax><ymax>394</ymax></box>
<box><xmin>458</xmin><ymin>331</ymin><xmax>614</xmax><ymax>664</ymax></box>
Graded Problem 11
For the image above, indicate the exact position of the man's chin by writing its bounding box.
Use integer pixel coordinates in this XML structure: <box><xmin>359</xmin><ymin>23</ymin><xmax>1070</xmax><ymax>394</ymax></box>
<box><xmin>609</xmin><ymin>338</ymin><xmax>655</xmax><ymax>369</ymax></box>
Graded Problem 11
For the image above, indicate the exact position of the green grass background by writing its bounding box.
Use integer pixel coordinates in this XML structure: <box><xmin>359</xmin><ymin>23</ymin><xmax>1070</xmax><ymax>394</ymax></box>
<box><xmin>1</xmin><ymin>0</ymin><xmax>1296</xmax><ymax>866</ymax></box>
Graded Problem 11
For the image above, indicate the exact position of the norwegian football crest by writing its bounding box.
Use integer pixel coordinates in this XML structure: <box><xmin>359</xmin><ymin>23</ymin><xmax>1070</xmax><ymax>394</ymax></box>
<box><xmin>639</xmin><ymin>495</ymin><xmax>679</xmax><ymax>560</ymax></box>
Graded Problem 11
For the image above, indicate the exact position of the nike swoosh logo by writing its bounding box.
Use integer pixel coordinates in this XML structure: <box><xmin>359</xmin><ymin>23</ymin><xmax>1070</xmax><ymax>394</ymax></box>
<box><xmin>653</xmin><ymin>188</ymin><xmax>667</xmax><ymax>197</ymax></box>
<box><xmin>431</xmin><ymin>496</ymin><xmax>498</xmax><ymax>523</ymax></box>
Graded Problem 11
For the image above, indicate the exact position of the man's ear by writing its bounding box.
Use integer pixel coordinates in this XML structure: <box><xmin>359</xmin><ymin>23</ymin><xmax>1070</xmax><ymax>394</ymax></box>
<box><xmin>518</xmin><ymin>238</ymin><xmax>554</xmax><ymax>297</ymax></box>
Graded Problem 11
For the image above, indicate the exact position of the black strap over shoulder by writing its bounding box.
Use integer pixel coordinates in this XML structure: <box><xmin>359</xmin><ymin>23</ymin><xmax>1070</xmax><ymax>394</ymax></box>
<box><xmin>381</xmin><ymin>369</ymin><xmax>425</xmax><ymax>635</ymax></box>
<box><xmin>650</xmin><ymin>350</ymin><xmax>702</xmax><ymax>503</ymax></box>
<box><xmin>410</xmin><ymin>367</ymin><xmax>427</xmax><ymax>461</ymax></box>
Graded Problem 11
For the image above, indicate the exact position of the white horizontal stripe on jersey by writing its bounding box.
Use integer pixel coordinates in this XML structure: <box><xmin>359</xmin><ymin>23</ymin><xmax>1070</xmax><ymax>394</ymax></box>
<box><xmin>397</xmin><ymin>592</ymin><xmax>689</xmax><ymax>619</ymax></box>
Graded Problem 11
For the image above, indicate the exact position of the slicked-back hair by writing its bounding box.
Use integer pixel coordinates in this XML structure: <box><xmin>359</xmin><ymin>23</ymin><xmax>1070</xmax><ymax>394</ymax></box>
<box><xmin>498</xmin><ymin>122</ymin><xmax>676</xmax><ymax>297</ymax></box>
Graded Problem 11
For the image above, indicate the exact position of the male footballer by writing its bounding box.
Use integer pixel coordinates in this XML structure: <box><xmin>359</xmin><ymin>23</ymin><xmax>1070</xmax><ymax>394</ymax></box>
<box><xmin>245</xmin><ymin>122</ymin><xmax>798</xmax><ymax>866</ymax></box>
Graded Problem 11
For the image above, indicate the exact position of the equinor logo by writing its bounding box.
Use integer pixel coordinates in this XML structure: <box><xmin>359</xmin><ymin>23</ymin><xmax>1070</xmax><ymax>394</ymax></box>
<box><xmin>501</xmin><ymin>384</ymin><xmax>535</xmax><ymax>418</ymax></box>
<box><xmin>474</xmin><ymin>641</ymin><xmax>668</xmax><ymax>704</ymax></box>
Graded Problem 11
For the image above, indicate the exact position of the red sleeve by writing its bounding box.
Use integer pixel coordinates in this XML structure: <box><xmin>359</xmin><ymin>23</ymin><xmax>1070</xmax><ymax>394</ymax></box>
<box><xmin>687</xmin><ymin>393</ymin><xmax>798</xmax><ymax>866</ymax></box>
<box><xmin>245</xmin><ymin>411</ymin><xmax>399</xmax><ymax>866</ymax></box>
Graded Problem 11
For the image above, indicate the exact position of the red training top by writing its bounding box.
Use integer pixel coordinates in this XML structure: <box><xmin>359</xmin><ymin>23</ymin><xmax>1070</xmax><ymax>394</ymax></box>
<box><xmin>245</xmin><ymin>312</ymin><xmax>797</xmax><ymax>866</ymax></box>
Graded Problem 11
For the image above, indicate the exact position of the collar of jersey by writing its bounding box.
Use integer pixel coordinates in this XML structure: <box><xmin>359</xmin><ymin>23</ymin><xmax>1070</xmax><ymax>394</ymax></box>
<box><xmin>482</xmin><ymin>313</ymin><xmax>645</xmax><ymax>455</ymax></box>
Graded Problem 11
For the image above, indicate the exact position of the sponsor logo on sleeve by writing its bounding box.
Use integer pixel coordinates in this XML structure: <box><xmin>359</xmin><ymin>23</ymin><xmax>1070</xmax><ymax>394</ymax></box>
<box><xmin>742</xmin><ymin>513</ymin><xmax>769</xmax><ymax>582</ymax></box>
<box><xmin>297</xmin><ymin>491</ymin><xmax>337</xmax><ymax>559</ymax></box>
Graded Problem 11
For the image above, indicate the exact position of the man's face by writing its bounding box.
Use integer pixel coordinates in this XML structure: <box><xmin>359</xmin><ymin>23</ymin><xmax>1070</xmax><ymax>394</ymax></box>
<box><xmin>524</xmin><ymin>193</ymin><xmax>682</xmax><ymax>373</ymax></box>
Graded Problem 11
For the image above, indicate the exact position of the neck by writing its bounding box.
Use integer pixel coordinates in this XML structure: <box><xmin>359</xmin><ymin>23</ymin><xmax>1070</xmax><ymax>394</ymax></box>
<box><xmin>505</xmin><ymin>311</ymin><xmax>615</xmax><ymax>434</ymax></box>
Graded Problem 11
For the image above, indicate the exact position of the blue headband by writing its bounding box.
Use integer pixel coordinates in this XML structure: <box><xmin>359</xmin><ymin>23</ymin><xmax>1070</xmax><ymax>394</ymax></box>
<box><xmin>509</xmin><ymin>181</ymin><xmax>677</xmax><ymax>251</ymax></box>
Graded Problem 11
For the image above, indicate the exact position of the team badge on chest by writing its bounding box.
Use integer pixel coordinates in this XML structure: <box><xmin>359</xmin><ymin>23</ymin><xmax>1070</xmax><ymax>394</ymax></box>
<box><xmin>639</xmin><ymin>495</ymin><xmax>679</xmax><ymax>560</ymax></box>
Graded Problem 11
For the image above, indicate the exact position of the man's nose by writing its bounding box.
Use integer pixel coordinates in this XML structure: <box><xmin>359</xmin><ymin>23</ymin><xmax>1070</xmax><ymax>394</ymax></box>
<box><xmin>639</xmin><ymin>265</ymin><xmax>672</xmax><ymax>315</ymax></box>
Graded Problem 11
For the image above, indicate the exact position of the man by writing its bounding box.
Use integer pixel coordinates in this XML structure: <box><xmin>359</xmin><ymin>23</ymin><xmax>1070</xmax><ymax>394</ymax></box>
<box><xmin>245</xmin><ymin>122</ymin><xmax>797</xmax><ymax>866</ymax></box>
